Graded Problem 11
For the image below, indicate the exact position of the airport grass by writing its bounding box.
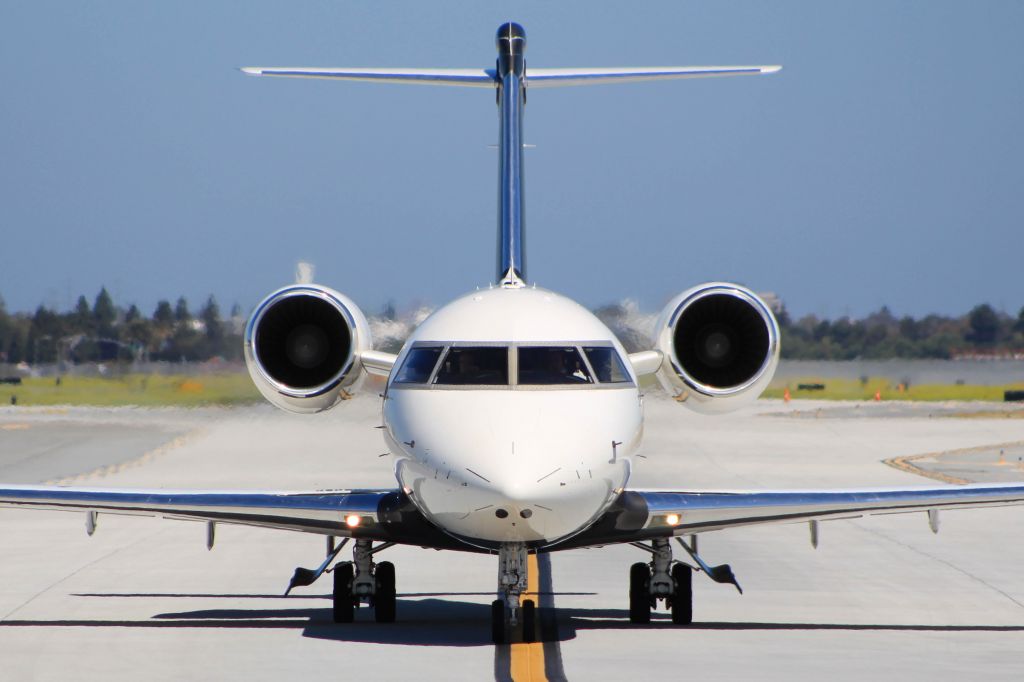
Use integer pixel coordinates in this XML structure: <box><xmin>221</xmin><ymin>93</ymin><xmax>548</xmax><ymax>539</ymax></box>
<box><xmin>764</xmin><ymin>377</ymin><xmax>1024</xmax><ymax>402</ymax></box>
<box><xmin>2</xmin><ymin>373</ymin><xmax>261</xmax><ymax>407</ymax></box>
<box><xmin>4</xmin><ymin>373</ymin><xmax>1020</xmax><ymax>407</ymax></box>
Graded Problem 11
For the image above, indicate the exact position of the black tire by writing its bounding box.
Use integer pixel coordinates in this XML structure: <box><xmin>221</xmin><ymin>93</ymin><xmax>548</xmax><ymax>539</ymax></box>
<box><xmin>333</xmin><ymin>562</ymin><xmax>355</xmax><ymax>623</ymax></box>
<box><xmin>491</xmin><ymin>599</ymin><xmax>506</xmax><ymax>644</ymax></box>
<box><xmin>522</xmin><ymin>599</ymin><xmax>536</xmax><ymax>643</ymax></box>
<box><xmin>671</xmin><ymin>563</ymin><xmax>693</xmax><ymax>625</ymax></box>
<box><xmin>374</xmin><ymin>561</ymin><xmax>397</xmax><ymax>623</ymax></box>
<box><xmin>629</xmin><ymin>562</ymin><xmax>651</xmax><ymax>624</ymax></box>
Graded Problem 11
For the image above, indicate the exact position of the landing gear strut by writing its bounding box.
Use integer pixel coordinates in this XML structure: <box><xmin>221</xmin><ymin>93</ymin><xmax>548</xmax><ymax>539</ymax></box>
<box><xmin>628</xmin><ymin>536</ymin><xmax>742</xmax><ymax>625</ymax></box>
<box><xmin>629</xmin><ymin>538</ymin><xmax>692</xmax><ymax>624</ymax></box>
<box><xmin>491</xmin><ymin>542</ymin><xmax>537</xmax><ymax>644</ymax></box>
<box><xmin>332</xmin><ymin>539</ymin><xmax>397</xmax><ymax>623</ymax></box>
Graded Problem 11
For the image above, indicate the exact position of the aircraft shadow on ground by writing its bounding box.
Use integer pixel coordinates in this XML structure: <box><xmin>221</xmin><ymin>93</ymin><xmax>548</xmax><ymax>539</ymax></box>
<box><xmin>4</xmin><ymin>594</ymin><xmax>1019</xmax><ymax>646</ymax></box>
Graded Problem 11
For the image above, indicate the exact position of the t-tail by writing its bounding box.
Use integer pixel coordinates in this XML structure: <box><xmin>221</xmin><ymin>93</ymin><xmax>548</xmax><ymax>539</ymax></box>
<box><xmin>242</xmin><ymin>22</ymin><xmax>781</xmax><ymax>287</ymax></box>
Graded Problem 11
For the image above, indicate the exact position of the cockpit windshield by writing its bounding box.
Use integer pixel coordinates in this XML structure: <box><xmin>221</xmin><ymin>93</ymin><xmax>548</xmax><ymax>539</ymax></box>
<box><xmin>390</xmin><ymin>343</ymin><xmax>633</xmax><ymax>389</ymax></box>
<box><xmin>517</xmin><ymin>346</ymin><xmax>593</xmax><ymax>385</ymax></box>
<box><xmin>582</xmin><ymin>346</ymin><xmax>631</xmax><ymax>383</ymax></box>
<box><xmin>433</xmin><ymin>346</ymin><xmax>509</xmax><ymax>385</ymax></box>
<box><xmin>393</xmin><ymin>346</ymin><xmax>444</xmax><ymax>384</ymax></box>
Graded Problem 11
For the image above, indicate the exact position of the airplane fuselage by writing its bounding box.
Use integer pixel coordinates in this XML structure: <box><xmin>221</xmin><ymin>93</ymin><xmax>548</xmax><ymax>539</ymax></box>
<box><xmin>382</xmin><ymin>286</ymin><xmax>642</xmax><ymax>548</ymax></box>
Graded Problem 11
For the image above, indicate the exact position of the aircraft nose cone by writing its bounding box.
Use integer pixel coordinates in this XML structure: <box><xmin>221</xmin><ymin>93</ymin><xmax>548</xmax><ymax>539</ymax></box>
<box><xmin>491</xmin><ymin>476</ymin><xmax>535</xmax><ymax>505</ymax></box>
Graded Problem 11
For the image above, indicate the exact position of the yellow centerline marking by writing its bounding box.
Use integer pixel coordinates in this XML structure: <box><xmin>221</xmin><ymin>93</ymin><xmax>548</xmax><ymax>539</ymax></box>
<box><xmin>1</xmin><ymin>423</ymin><xmax>30</xmax><ymax>430</ymax></box>
<box><xmin>510</xmin><ymin>553</ymin><xmax>546</xmax><ymax>681</ymax></box>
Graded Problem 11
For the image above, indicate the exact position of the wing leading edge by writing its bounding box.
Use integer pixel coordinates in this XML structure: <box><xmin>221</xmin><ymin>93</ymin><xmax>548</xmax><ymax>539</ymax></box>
<box><xmin>563</xmin><ymin>482</ymin><xmax>1024</xmax><ymax>549</ymax></box>
<box><xmin>0</xmin><ymin>484</ymin><xmax>391</xmax><ymax>535</ymax></box>
<box><xmin>0</xmin><ymin>484</ymin><xmax>471</xmax><ymax>552</ymax></box>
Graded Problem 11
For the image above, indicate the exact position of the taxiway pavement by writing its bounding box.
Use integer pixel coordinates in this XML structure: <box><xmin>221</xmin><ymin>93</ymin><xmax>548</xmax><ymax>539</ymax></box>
<box><xmin>1</xmin><ymin>397</ymin><xmax>1023</xmax><ymax>681</ymax></box>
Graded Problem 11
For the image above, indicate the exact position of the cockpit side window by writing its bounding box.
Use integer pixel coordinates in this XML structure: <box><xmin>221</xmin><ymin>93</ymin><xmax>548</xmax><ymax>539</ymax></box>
<box><xmin>394</xmin><ymin>346</ymin><xmax>444</xmax><ymax>384</ymax></box>
<box><xmin>583</xmin><ymin>346</ymin><xmax>631</xmax><ymax>383</ymax></box>
<box><xmin>433</xmin><ymin>346</ymin><xmax>509</xmax><ymax>385</ymax></box>
<box><xmin>518</xmin><ymin>346</ymin><xmax>593</xmax><ymax>385</ymax></box>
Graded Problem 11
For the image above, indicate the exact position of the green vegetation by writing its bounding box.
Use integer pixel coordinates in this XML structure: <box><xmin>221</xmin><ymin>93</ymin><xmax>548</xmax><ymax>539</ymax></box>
<box><xmin>765</xmin><ymin>378</ymin><xmax>1024</xmax><ymax>402</ymax></box>
<box><xmin>0</xmin><ymin>288</ymin><xmax>243</xmax><ymax>365</ymax></box>
<box><xmin>3</xmin><ymin>373</ymin><xmax>260</xmax><ymax>407</ymax></box>
<box><xmin>778</xmin><ymin>303</ymin><xmax>1024</xmax><ymax>360</ymax></box>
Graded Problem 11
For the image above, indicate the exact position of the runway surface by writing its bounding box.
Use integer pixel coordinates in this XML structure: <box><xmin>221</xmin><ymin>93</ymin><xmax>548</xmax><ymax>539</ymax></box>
<box><xmin>1</xmin><ymin>397</ymin><xmax>1023</xmax><ymax>681</ymax></box>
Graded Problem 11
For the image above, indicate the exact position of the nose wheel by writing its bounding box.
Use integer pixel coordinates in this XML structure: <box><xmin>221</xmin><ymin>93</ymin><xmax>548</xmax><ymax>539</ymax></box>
<box><xmin>491</xmin><ymin>542</ymin><xmax>538</xmax><ymax>644</ymax></box>
<box><xmin>491</xmin><ymin>596</ymin><xmax>537</xmax><ymax>644</ymax></box>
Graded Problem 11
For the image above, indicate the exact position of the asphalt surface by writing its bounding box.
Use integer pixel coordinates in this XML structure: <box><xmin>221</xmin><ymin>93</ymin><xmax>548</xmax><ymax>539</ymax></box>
<box><xmin>1</xmin><ymin>397</ymin><xmax>1024</xmax><ymax>681</ymax></box>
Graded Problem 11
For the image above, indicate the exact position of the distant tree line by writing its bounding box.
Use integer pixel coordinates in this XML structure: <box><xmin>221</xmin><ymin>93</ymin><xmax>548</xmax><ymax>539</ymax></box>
<box><xmin>2</xmin><ymin>290</ymin><xmax>1023</xmax><ymax>366</ymax></box>
<box><xmin>0</xmin><ymin>288</ymin><xmax>243</xmax><ymax>365</ymax></box>
<box><xmin>777</xmin><ymin>304</ymin><xmax>1024</xmax><ymax>360</ymax></box>
<box><xmin>595</xmin><ymin>302</ymin><xmax>1024</xmax><ymax>360</ymax></box>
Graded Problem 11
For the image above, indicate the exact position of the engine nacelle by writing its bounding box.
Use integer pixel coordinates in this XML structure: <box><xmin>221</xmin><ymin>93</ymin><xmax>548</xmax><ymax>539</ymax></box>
<box><xmin>654</xmin><ymin>283</ymin><xmax>779</xmax><ymax>414</ymax></box>
<box><xmin>244</xmin><ymin>284</ymin><xmax>372</xmax><ymax>414</ymax></box>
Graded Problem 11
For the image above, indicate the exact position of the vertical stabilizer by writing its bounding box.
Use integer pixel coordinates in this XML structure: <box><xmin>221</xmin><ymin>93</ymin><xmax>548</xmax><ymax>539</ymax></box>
<box><xmin>496</xmin><ymin>22</ymin><xmax>527</xmax><ymax>286</ymax></box>
<box><xmin>241</xmin><ymin>24</ymin><xmax>780</xmax><ymax>289</ymax></box>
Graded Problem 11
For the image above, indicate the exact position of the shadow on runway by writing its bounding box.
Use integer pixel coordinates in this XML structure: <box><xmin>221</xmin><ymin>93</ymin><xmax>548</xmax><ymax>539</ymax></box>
<box><xmin>674</xmin><ymin>621</ymin><xmax>1024</xmax><ymax>632</ymax></box>
<box><xmin>7</xmin><ymin>596</ymin><xmax>1021</xmax><ymax>646</ymax></box>
<box><xmin>72</xmin><ymin>589</ymin><xmax>313</xmax><ymax>593</ymax></box>
<box><xmin>553</xmin><ymin>607</ymin><xmax>1024</xmax><ymax>636</ymax></box>
<box><xmin>72</xmin><ymin>590</ymin><xmax>594</xmax><ymax>599</ymax></box>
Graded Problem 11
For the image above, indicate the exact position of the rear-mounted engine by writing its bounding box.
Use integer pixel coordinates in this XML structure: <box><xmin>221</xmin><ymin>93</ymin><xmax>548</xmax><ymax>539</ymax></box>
<box><xmin>244</xmin><ymin>285</ymin><xmax>372</xmax><ymax>413</ymax></box>
<box><xmin>654</xmin><ymin>283</ymin><xmax>779</xmax><ymax>414</ymax></box>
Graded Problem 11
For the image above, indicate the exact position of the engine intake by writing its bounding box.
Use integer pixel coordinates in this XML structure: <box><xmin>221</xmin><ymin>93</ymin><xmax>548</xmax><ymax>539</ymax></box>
<box><xmin>655</xmin><ymin>283</ymin><xmax>779</xmax><ymax>413</ymax></box>
<box><xmin>245</xmin><ymin>285</ymin><xmax>372</xmax><ymax>413</ymax></box>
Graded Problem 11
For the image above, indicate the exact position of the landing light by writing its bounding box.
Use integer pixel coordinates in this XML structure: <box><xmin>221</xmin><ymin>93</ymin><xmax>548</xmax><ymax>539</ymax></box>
<box><xmin>666</xmin><ymin>513</ymin><xmax>681</xmax><ymax>526</ymax></box>
<box><xmin>345</xmin><ymin>514</ymin><xmax>362</xmax><ymax>528</ymax></box>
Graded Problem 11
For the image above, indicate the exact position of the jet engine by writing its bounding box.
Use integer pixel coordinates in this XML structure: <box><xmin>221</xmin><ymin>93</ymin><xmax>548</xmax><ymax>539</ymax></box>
<box><xmin>653</xmin><ymin>282</ymin><xmax>779</xmax><ymax>414</ymax></box>
<box><xmin>244</xmin><ymin>284</ymin><xmax>373</xmax><ymax>414</ymax></box>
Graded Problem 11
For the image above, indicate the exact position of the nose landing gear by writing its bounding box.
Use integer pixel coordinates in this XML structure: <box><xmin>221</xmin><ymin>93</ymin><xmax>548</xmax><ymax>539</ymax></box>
<box><xmin>491</xmin><ymin>542</ymin><xmax>538</xmax><ymax>644</ymax></box>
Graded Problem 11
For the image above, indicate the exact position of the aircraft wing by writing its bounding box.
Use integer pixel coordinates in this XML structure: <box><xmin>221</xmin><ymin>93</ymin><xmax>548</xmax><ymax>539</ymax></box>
<box><xmin>0</xmin><ymin>484</ymin><xmax>466</xmax><ymax>548</ymax></box>
<box><xmin>565</xmin><ymin>482</ymin><xmax>1024</xmax><ymax>548</ymax></box>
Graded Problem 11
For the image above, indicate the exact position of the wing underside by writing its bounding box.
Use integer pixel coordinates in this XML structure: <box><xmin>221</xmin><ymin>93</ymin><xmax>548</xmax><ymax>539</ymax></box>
<box><xmin>0</xmin><ymin>484</ymin><xmax>392</xmax><ymax>535</ymax></box>
<box><xmin>562</xmin><ymin>482</ymin><xmax>1024</xmax><ymax>549</ymax></box>
<box><xmin>0</xmin><ymin>484</ymin><xmax>478</xmax><ymax>551</ymax></box>
<box><xmin>7</xmin><ymin>481</ymin><xmax>1021</xmax><ymax>551</ymax></box>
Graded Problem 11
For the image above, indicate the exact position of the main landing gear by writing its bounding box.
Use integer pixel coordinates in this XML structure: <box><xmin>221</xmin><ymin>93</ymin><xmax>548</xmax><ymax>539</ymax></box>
<box><xmin>491</xmin><ymin>542</ymin><xmax>537</xmax><ymax>644</ymax></box>
<box><xmin>629</xmin><ymin>538</ymin><xmax>693</xmax><ymax>624</ymax></box>
<box><xmin>332</xmin><ymin>539</ymin><xmax>397</xmax><ymax>623</ymax></box>
<box><xmin>628</xmin><ymin>536</ymin><xmax>742</xmax><ymax>625</ymax></box>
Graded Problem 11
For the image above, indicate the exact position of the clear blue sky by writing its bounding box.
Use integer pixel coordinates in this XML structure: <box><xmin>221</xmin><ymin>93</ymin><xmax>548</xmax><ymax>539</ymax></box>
<box><xmin>1</xmin><ymin>1</ymin><xmax>1022</xmax><ymax>320</ymax></box>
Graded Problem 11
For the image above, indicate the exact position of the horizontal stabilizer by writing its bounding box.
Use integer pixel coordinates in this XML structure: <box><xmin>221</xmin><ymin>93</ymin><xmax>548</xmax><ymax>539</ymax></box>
<box><xmin>241</xmin><ymin>65</ymin><xmax>781</xmax><ymax>89</ymax></box>
<box><xmin>525</xmin><ymin>65</ymin><xmax>781</xmax><ymax>88</ymax></box>
<box><xmin>241</xmin><ymin>67</ymin><xmax>498</xmax><ymax>87</ymax></box>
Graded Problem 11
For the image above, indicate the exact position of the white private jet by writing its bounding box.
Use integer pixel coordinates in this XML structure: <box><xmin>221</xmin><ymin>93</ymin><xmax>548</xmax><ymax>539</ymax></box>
<box><xmin>4</xmin><ymin>23</ymin><xmax>1024</xmax><ymax>644</ymax></box>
